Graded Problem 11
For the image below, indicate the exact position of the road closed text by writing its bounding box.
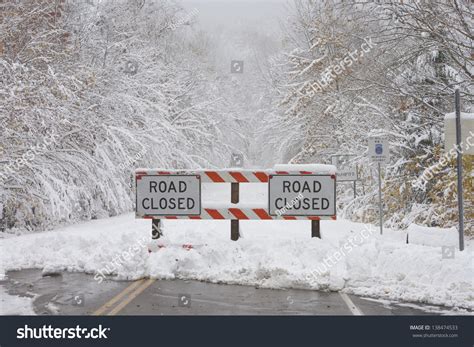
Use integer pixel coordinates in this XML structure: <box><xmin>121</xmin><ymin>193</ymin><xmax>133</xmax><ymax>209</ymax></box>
<box><xmin>274</xmin><ymin>196</ymin><xmax>331</xmax><ymax>211</ymax></box>
<box><xmin>269</xmin><ymin>175</ymin><xmax>336</xmax><ymax>216</ymax></box>
<box><xmin>136</xmin><ymin>175</ymin><xmax>201</xmax><ymax>216</ymax></box>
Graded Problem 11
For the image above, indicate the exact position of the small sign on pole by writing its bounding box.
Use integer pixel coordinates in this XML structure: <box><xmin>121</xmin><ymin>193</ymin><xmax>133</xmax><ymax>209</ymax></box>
<box><xmin>331</xmin><ymin>154</ymin><xmax>358</xmax><ymax>198</ymax></box>
<box><xmin>368</xmin><ymin>137</ymin><xmax>390</xmax><ymax>235</ymax></box>
<box><xmin>331</xmin><ymin>155</ymin><xmax>358</xmax><ymax>181</ymax></box>
<box><xmin>368</xmin><ymin>138</ymin><xmax>390</xmax><ymax>164</ymax></box>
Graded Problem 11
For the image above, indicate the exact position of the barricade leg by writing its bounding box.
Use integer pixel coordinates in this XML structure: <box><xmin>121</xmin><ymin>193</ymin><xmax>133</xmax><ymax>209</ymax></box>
<box><xmin>311</xmin><ymin>220</ymin><xmax>321</xmax><ymax>238</ymax></box>
<box><xmin>231</xmin><ymin>220</ymin><xmax>239</xmax><ymax>241</ymax></box>
<box><xmin>152</xmin><ymin>219</ymin><xmax>162</xmax><ymax>239</ymax></box>
<box><xmin>231</xmin><ymin>182</ymin><xmax>240</xmax><ymax>241</ymax></box>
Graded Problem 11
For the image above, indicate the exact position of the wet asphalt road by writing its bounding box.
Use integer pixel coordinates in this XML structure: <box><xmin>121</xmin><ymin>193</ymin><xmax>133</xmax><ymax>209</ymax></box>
<box><xmin>1</xmin><ymin>269</ymin><xmax>457</xmax><ymax>316</ymax></box>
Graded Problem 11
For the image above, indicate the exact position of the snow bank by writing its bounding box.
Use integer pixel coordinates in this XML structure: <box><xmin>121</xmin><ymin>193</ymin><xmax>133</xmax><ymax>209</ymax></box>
<box><xmin>407</xmin><ymin>224</ymin><xmax>459</xmax><ymax>247</ymax></box>
<box><xmin>0</xmin><ymin>214</ymin><xmax>472</xmax><ymax>309</ymax></box>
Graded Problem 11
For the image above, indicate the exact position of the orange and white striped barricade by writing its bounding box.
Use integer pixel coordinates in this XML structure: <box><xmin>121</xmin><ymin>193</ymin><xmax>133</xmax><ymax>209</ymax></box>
<box><xmin>135</xmin><ymin>165</ymin><xmax>337</xmax><ymax>241</ymax></box>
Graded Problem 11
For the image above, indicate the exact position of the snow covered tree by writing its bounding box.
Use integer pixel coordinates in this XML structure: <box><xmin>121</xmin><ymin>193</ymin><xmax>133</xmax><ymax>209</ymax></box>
<box><xmin>0</xmin><ymin>0</ymin><xmax>237</xmax><ymax>233</ymax></box>
<box><xmin>262</xmin><ymin>0</ymin><xmax>473</xmax><ymax>231</ymax></box>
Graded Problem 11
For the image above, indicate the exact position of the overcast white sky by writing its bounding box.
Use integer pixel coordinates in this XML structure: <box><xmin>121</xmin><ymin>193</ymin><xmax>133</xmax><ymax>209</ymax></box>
<box><xmin>180</xmin><ymin>0</ymin><xmax>290</xmax><ymax>33</ymax></box>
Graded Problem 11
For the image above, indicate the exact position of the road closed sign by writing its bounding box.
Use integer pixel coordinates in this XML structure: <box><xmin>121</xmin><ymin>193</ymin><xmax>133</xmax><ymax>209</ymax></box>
<box><xmin>136</xmin><ymin>175</ymin><xmax>201</xmax><ymax>216</ymax></box>
<box><xmin>268</xmin><ymin>175</ymin><xmax>336</xmax><ymax>216</ymax></box>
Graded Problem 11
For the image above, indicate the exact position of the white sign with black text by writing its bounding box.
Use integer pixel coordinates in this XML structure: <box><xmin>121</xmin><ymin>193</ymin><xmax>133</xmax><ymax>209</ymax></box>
<box><xmin>136</xmin><ymin>175</ymin><xmax>201</xmax><ymax>216</ymax></box>
<box><xmin>331</xmin><ymin>155</ymin><xmax>357</xmax><ymax>181</ymax></box>
<box><xmin>268</xmin><ymin>175</ymin><xmax>336</xmax><ymax>216</ymax></box>
<box><xmin>368</xmin><ymin>138</ymin><xmax>390</xmax><ymax>165</ymax></box>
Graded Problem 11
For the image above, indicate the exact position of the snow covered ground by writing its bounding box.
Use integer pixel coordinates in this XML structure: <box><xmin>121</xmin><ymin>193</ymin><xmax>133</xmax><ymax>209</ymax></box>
<box><xmin>0</xmin><ymin>184</ymin><xmax>472</xmax><ymax>311</ymax></box>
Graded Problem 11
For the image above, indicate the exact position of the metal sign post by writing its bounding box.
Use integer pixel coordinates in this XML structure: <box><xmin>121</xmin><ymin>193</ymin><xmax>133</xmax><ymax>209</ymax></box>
<box><xmin>454</xmin><ymin>89</ymin><xmax>465</xmax><ymax>251</ymax></box>
<box><xmin>377</xmin><ymin>162</ymin><xmax>383</xmax><ymax>236</ymax></box>
<box><xmin>368</xmin><ymin>138</ymin><xmax>390</xmax><ymax>235</ymax></box>
<box><xmin>353</xmin><ymin>175</ymin><xmax>357</xmax><ymax>199</ymax></box>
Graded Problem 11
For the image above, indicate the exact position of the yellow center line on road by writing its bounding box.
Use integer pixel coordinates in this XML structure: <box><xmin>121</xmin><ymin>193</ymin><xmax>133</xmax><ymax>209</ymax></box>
<box><xmin>92</xmin><ymin>279</ymin><xmax>148</xmax><ymax>316</ymax></box>
<box><xmin>107</xmin><ymin>278</ymin><xmax>156</xmax><ymax>316</ymax></box>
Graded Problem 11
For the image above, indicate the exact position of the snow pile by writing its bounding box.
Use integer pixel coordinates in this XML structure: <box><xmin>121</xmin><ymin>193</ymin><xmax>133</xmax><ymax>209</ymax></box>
<box><xmin>0</xmin><ymin>215</ymin><xmax>150</xmax><ymax>282</ymax></box>
<box><xmin>407</xmin><ymin>224</ymin><xmax>459</xmax><ymax>247</ymax></box>
<box><xmin>0</xmin><ymin>214</ymin><xmax>472</xmax><ymax>309</ymax></box>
